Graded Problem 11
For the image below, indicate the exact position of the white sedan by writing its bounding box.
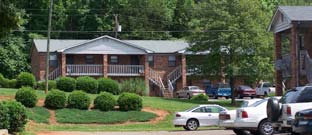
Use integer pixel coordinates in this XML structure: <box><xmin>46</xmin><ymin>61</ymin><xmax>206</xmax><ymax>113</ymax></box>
<box><xmin>173</xmin><ymin>104</ymin><xmax>227</xmax><ymax>130</ymax></box>
<box><xmin>176</xmin><ymin>86</ymin><xmax>205</xmax><ymax>99</ymax></box>
<box><xmin>233</xmin><ymin>97</ymin><xmax>281</xmax><ymax>135</ymax></box>
<box><xmin>219</xmin><ymin>98</ymin><xmax>262</xmax><ymax>129</ymax></box>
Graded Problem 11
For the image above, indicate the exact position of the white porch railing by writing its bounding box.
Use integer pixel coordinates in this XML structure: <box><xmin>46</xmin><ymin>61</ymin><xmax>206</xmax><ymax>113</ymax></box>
<box><xmin>66</xmin><ymin>64</ymin><xmax>103</xmax><ymax>76</ymax></box>
<box><xmin>48</xmin><ymin>66</ymin><xmax>61</xmax><ymax>80</ymax></box>
<box><xmin>108</xmin><ymin>65</ymin><xmax>144</xmax><ymax>76</ymax></box>
<box><xmin>149</xmin><ymin>68</ymin><xmax>165</xmax><ymax>96</ymax></box>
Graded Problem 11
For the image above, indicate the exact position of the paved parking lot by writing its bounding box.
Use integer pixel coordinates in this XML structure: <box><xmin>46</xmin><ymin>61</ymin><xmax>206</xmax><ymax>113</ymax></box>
<box><xmin>37</xmin><ymin>130</ymin><xmax>291</xmax><ymax>135</ymax></box>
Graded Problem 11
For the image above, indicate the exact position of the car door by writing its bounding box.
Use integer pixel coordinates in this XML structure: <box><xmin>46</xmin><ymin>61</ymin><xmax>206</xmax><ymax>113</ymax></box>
<box><xmin>183</xmin><ymin>87</ymin><xmax>189</xmax><ymax>98</ymax></box>
<box><xmin>204</xmin><ymin>106</ymin><xmax>224</xmax><ymax>126</ymax></box>
<box><xmin>191</xmin><ymin>107</ymin><xmax>211</xmax><ymax>126</ymax></box>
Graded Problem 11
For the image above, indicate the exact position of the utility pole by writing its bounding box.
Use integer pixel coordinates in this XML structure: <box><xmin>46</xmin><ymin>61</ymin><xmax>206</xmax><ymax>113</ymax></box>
<box><xmin>45</xmin><ymin>0</ymin><xmax>53</xmax><ymax>94</ymax></box>
<box><xmin>114</xmin><ymin>14</ymin><xmax>120</xmax><ymax>38</ymax></box>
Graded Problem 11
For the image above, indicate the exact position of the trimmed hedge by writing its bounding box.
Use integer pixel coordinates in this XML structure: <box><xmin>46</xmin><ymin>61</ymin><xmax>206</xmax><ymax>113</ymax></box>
<box><xmin>16</xmin><ymin>72</ymin><xmax>36</xmax><ymax>88</ymax></box>
<box><xmin>0</xmin><ymin>74</ymin><xmax>16</xmax><ymax>88</ymax></box>
<box><xmin>15</xmin><ymin>87</ymin><xmax>38</xmax><ymax>108</ymax></box>
<box><xmin>2</xmin><ymin>101</ymin><xmax>27</xmax><ymax>133</ymax></box>
<box><xmin>191</xmin><ymin>94</ymin><xmax>208</xmax><ymax>102</ymax></box>
<box><xmin>76</xmin><ymin>76</ymin><xmax>98</xmax><ymax>94</ymax></box>
<box><xmin>56</xmin><ymin>77</ymin><xmax>76</xmax><ymax>92</ymax></box>
<box><xmin>67</xmin><ymin>91</ymin><xmax>91</xmax><ymax>110</ymax></box>
<box><xmin>94</xmin><ymin>92</ymin><xmax>116</xmax><ymax>111</ymax></box>
<box><xmin>117</xmin><ymin>92</ymin><xmax>142</xmax><ymax>111</ymax></box>
<box><xmin>98</xmin><ymin>78</ymin><xmax>120</xmax><ymax>95</ymax></box>
<box><xmin>38</xmin><ymin>80</ymin><xmax>57</xmax><ymax>90</ymax></box>
<box><xmin>44</xmin><ymin>89</ymin><xmax>67</xmax><ymax>109</ymax></box>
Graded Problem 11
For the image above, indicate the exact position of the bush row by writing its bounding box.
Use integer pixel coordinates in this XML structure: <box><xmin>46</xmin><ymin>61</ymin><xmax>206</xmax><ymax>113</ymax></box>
<box><xmin>55</xmin><ymin>77</ymin><xmax>120</xmax><ymax>95</ymax></box>
<box><xmin>43</xmin><ymin>90</ymin><xmax>142</xmax><ymax>111</ymax></box>
<box><xmin>0</xmin><ymin>74</ymin><xmax>17</xmax><ymax>88</ymax></box>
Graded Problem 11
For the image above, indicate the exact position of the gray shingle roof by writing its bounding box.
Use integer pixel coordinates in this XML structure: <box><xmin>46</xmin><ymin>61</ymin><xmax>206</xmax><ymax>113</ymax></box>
<box><xmin>34</xmin><ymin>38</ymin><xmax>189</xmax><ymax>53</ymax></box>
<box><xmin>124</xmin><ymin>40</ymin><xmax>189</xmax><ymax>53</ymax></box>
<box><xmin>279</xmin><ymin>6</ymin><xmax>312</xmax><ymax>21</ymax></box>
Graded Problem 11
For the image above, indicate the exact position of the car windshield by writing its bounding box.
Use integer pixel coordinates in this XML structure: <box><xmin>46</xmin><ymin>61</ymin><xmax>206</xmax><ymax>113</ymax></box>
<box><xmin>240</xmin><ymin>85</ymin><xmax>251</xmax><ymax>90</ymax></box>
<box><xmin>190</xmin><ymin>86</ymin><xmax>199</xmax><ymax>90</ymax></box>
<box><xmin>185</xmin><ymin>106</ymin><xmax>199</xmax><ymax>112</ymax></box>
<box><xmin>219</xmin><ymin>83</ymin><xmax>229</xmax><ymax>88</ymax></box>
<box><xmin>279</xmin><ymin>90</ymin><xmax>299</xmax><ymax>104</ymax></box>
<box><xmin>249</xmin><ymin>99</ymin><xmax>268</xmax><ymax>107</ymax></box>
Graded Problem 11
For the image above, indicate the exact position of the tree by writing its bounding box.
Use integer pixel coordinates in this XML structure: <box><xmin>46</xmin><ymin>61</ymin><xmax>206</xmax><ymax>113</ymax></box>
<box><xmin>0</xmin><ymin>35</ymin><xmax>30</xmax><ymax>79</ymax></box>
<box><xmin>188</xmin><ymin>0</ymin><xmax>274</xmax><ymax>104</ymax></box>
<box><xmin>0</xmin><ymin>0</ymin><xmax>25</xmax><ymax>38</ymax></box>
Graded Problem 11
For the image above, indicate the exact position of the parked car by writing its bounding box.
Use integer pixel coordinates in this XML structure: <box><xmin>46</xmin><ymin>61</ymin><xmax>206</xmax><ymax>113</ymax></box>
<box><xmin>219</xmin><ymin>98</ymin><xmax>262</xmax><ymax>129</ymax></box>
<box><xmin>233</xmin><ymin>97</ymin><xmax>281</xmax><ymax>135</ymax></box>
<box><xmin>176</xmin><ymin>86</ymin><xmax>205</xmax><ymax>99</ymax></box>
<box><xmin>206</xmin><ymin>83</ymin><xmax>231</xmax><ymax>99</ymax></box>
<box><xmin>173</xmin><ymin>104</ymin><xmax>227</xmax><ymax>130</ymax></box>
<box><xmin>292</xmin><ymin>108</ymin><xmax>312</xmax><ymax>134</ymax></box>
<box><xmin>267</xmin><ymin>86</ymin><xmax>312</xmax><ymax>134</ymax></box>
<box><xmin>256</xmin><ymin>82</ymin><xmax>275</xmax><ymax>97</ymax></box>
<box><xmin>235</xmin><ymin>85</ymin><xmax>256</xmax><ymax>99</ymax></box>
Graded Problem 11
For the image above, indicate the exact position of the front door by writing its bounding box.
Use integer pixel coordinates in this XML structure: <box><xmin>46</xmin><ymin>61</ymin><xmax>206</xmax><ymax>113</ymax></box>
<box><xmin>131</xmin><ymin>55</ymin><xmax>140</xmax><ymax>65</ymax></box>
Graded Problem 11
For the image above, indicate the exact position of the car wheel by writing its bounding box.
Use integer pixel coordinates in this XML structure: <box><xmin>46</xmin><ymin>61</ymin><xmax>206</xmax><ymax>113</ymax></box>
<box><xmin>176</xmin><ymin>93</ymin><xmax>180</xmax><ymax>98</ymax></box>
<box><xmin>187</xmin><ymin>94</ymin><xmax>191</xmax><ymax>100</ymax></box>
<box><xmin>258</xmin><ymin>119</ymin><xmax>274</xmax><ymax>135</ymax></box>
<box><xmin>251</xmin><ymin>96</ymin><xmax>254</xmax><ymax>99</ymax></box>
<box><xmin>186</xmin><ymin>119</ymin><xmax>199</xmax><ymax>131</ymax></box>
<box><xmin>264</xmin><ymin>92</ymin><xmax>268</xmax><ymax>97</ymax></box>
<box><xmin>266</xmin><ymin>97</ymin><xmax>280</xmax><ymax>122</ymax></box>
<box><xmin>238</xmin><ymin>94</ymin><xmax>242</xmax><ymax>99</ymax></box>
<box><xmin>212</xmin><ymin>93</ymin><xmax>218</xmax><ymax>99</ymax></box>
<box><xmin>183</xmin><ymin>125</ymin><xmax>189</xmax><ymax>130</ymax></box>
<box><xmin>233</xmin><ymin>129</ymin><xmax>248</xmax><ymax>135</ymax></box>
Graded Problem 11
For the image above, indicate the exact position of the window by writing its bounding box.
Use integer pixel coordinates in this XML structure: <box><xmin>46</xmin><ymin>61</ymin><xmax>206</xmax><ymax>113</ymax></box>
<box><xmin>66</xmin><ymin>55</ymin><xmax>74</xmax><ymax>64</ymax></box>
<box><xmin>85</xmin><ymin>55</ymin><xmax>94</xmax><ymax>64</ymax></box>
<box><xmin>110</xmin><ymin>56</ymin><xmax>118</xmax><ymax>64</ymax></box>
<box><xmin>168</xmin><ymin>55</ymin><xmax>176</xmax><ymax>67</ymax></box>
<box><xmin>49</xmin><ymin>53</ymin><xmax>58</xmax><ymax>67</ymax></box>
<box><xmin>148</xmin><ymin>55</ymin><xmax>154</xmax><ymax>67</ymax></box>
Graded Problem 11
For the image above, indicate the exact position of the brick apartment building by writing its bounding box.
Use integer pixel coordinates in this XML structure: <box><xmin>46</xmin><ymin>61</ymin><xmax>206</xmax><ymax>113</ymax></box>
<box><xmin>31</xmin><ymin>35</ymin><xmax>211</xmax><ymax>97</ymax></box>
<box><xmin>268</xmin><ymin>6</ymin><xmax>312</xmax><ymax>95</ymax></box>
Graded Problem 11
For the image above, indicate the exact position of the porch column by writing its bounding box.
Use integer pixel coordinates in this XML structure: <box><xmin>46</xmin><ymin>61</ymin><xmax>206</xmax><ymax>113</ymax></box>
<box><xmin>290</xmin><ymin>24</ymin><xmax>298</xmax><ymax>88</ymax></box>
<box><xmin>61</xmin><ymin>53</ymin><xmax>66</xmax><ymax>77</ymax></box>
<box><xmin>144</xmin><ymin>54</ymin><xmax>150</xmax><ymax>95</ymax></box>
<box><xmin>274</xmin><ymin>32</ymin><xmax>283</xmax><ymax>96</ymax></box>
<box><xmin>103</xmin><ymin>54</ymin><xmax>108</xmax><ymax>78</ymax></box>
<box><xmin>181</xmin><ymin>54</ymin><xmax>187</xmax><ymax>87</ymax></box>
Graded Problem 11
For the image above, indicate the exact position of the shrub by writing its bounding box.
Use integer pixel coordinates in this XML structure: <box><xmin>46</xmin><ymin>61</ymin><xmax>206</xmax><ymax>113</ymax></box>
<box><xmin>0</xmin><ymin>102</ymin><xmax>10</xmax><ymax>130</ymax></box>
<box><xmin>16</xmin><ymin>72</ymin><xmax>36</xmax><ymax>88</ymax></box>
<box><xmin>98</xmin><ymin>78</ymin><xmax>120</xmax><ymax>95</ymax></box>
<box><xmin>191</xmin><ymin>94</ymin><xmax>208</xmax><ymax>102</ymax></box>
<box><xmin>67</xmin><ymin>91</ymin><xmax>91</xmax><ymax>110</ymax></box>
<box><xmin>76</xmin><ymin>76</ymin><xmax>98</xmax><ymax>94</ymax></box>
<box><xmin>120</xmin><ymin>78</ymin><xmax>147</xmax><ymax>96</ymax></box>
<box><xmin>8</xmin><ymin>79</ymin><xmax>16</xmax><ymax>88</ymax></box>
<box><xmin>94</xmin><ymin>92</ymin><xmax>116</xmax><ymax>111</ymax></box>
<box><xmin>37</xmin><ymin>80</ymin><xmax>57</xmax><ymax>90</ymax></box>
<box><xmin>117</xmin><ymin>92</ymin><xmax>142</xmax><ymax>111</ymax></box>
<box><xmin>15</xmin><ymin>87</ymin><xmax>38</xmax><ymax>108</ymax></box>
<box><xmin>2</xmin><ymin>101</ymin><xmax>27</xmax><ymax>133</ymax></box>
<box><xmin>56</xmin><ymin>77</ymin><xmax>76</xmax><ymax>92</ymax></box>
<box><xmin>0</xmin><ymin>74</ymin><xmax>6</xmax><ymax>88</ymax></box>
<box><xmin>44</xmin><ymin>89</ymin><xmax>66</xmax><ymax>109</ymax></box>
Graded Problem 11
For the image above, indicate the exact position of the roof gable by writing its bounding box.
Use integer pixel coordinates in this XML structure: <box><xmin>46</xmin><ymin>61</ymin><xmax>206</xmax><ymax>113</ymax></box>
<box><xmin>62</xmin><ymin>36</ymin><xmax>149</xmax><ymax>54</ymax></box>
<box><xmin>268</xmin><ymin>6</ymin><xmax>312</xmax><ymax>33</ymax></box>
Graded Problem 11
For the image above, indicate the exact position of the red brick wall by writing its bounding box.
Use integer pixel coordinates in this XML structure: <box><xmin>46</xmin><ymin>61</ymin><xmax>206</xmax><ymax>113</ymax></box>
<box><xmin>31</xmin><ymin>46</ymin><xmax>41</xmax><ymax>80</ymax></box>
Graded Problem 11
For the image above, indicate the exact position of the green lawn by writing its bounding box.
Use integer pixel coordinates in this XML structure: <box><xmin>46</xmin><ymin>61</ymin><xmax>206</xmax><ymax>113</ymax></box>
<box><xmin>0</xmin><ymin>88</ymin><xmax>241</xmax><ymax>132</ymax></box>
<box><xmin>56</xmin><ymin>109</ymin><xmax>156</xmax><ymax>124</ymax></box>
<box><xmin>26</xmin><ymin>107</ymin><xmax>50</xmax><ymax>123</ymax></box>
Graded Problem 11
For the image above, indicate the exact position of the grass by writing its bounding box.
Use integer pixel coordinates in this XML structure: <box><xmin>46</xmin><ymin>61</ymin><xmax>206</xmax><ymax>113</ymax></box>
<box><xmin>0</xmin><ymin>88</ymin><xmax>241</xmax><ymax>132</ymax></box>
<box><xmin>26</xmin><ymin>107</ymin><xmax>50</xmax><ymax>123</ymax></box>
<box><xmin>56</xmin><ymin>109</ymin><xmax>156</xmax><ymax>124</ymax></box>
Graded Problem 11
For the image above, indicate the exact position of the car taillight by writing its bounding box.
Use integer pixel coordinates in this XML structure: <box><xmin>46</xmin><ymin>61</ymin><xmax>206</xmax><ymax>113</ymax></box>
<box><xmin>303</xmin><ymin>114</ymin><xmax>312</xmax><ymax>120</ymax></box>
<box><xmin>219</xmin><ymin>114</ymin><xmax>231</xmax><ymax>120</ymax></box>
<box><xmin>176</xmin><ymin>114</ymin><xmax>181</xmax><ymax>117</ymax></box>
<box><xmin>225</xmin><ymin>114</ymin><xmax>231</xmax><ymax>119</ymax></box>
<box><xmin>242</xmin><ymin>111</ymin><xmax>248</xmax><ymax>118</ymax></box>
<box><xmin>287</xmin><ymin>106</ymin><xmax>291</xmax><ymax>116</ymax></box>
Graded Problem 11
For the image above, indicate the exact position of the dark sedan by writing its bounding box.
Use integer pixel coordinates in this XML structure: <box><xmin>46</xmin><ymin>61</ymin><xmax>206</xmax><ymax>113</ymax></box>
<box><xmin>293</xmin><ymin>108</ymin><xmax>312</xmax><ymax>134</ymax></box>
<box><xmin>234</xmin><ymin>85</ymin><xmax>256</xmax><ymax>99</ymax></box>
